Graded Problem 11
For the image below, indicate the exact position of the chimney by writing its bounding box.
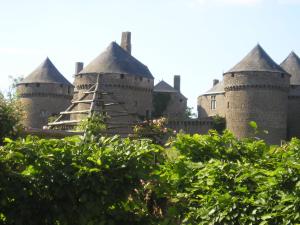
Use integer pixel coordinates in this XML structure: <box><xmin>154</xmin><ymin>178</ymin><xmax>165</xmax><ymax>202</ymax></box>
<box><xmin>121</xmin><ymin>31</ymin><xmax>131</xmax><ymax>54</ymax></box>
<box><xmin>174</xmin><ymin>75</ymin><xmax>180</xmax><ymax>91</ymax></box>
<box><xmin>213</xmin><ymin>79</ymin><xmax>219</xmax><ymax>86</ymax></box>
<box><xmin>75</xmin><ymin>62</ymin><xmax>84</xmax><ymax>74</ymax></box>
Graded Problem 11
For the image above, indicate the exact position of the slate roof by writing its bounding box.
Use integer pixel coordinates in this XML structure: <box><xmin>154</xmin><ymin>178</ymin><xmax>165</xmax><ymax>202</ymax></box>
<box><xmin>202</xmin><ymin>81</ymin><xmax>225</xmax><ymax>95</ymax></box>
<box><xmin>79</xmin><ymin>42</ymin><xmax>154</xmax><ymax>79</ymax></box>
<box><xmin>19</xmin><ymin>57</ymin><xmax>72</xmax><ymax>85</ymax></box>
<box><xmin>154</xmin><ymin>80</ymin><xmax>187</xmax><ymax>99</ymax></box>
<box><xmin>154</xmin><ymin>80</ymin><xmax>177</xmax><ymax>93</ymax></box>
<box><xmin>225</xmin><ymin>44</ymin><xmax>286</xmax><ymax>74</ymax></box>
<box><xmin>280</xmin><ymin>51</ymin><xmax>300</xmax><ymax>85</ymax></box>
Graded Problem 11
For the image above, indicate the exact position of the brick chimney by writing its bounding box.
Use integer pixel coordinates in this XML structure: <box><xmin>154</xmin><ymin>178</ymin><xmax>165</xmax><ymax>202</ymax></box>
<box><xmin>213</xmin><ymin>79</ymin><xmax>219</xmax><ymax>86</ymax></box>
<box><xmin>174</xmin><ymin>75</ymin><xmax>180</xmax><ymax>91</ymax></box>
<box><xmin>75</xmin><ymin>62</ymin><xmax>84</xmax><ymax>74</ymax></box>
<box><xmin>121</xmin><ymin>31</ymin><xmax>131</xmax><ymax>54</ymax></box>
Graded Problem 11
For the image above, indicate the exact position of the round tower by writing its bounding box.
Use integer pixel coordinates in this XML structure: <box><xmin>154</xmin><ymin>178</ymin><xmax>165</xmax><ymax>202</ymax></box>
<box><xmin>73</xmin><ymin>32</ymin><xmax>154</xmax><ymax>121</ymax></box>
<box><xmin>17</xmin><ymin>58</ymin><xmax>73</xmax><ymax>128</ymax></box>
<box><xmin>281</xmin><ymin>51</ymin><xmax>300</xmax><ymax>139</ymax></box>
<box><xmin>223</xmin><ymin>45</ymin><xmax>290</xmax><ymax>144</ymax></box>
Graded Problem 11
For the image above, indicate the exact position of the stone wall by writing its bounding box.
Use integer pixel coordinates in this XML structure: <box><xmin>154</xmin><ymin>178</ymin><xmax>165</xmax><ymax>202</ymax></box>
<box><xmin>197</xmin><ymin>93</ymin><xmax>226</xmax><ymax>118</ymax></box>
<box><xmin>17</xmin><ymin>83</ymin><xmax>73</xmax><ymax>128</ymax></box>
<box><xmin>224</xmin><ymin>71</ymin><xmax>290</xmax><ymax>144</ymax></box>
<box><xmin>287</xmin><ymin>88</ymin><xmax>300</xmax><ymax>139</ymax></box>
<box><xmin>158</xmin><ymin>92</ymin><xmax>187</xmax><ymax>119</ymax></box>
<box><xmin>168</xmin><ymin>118</ymin><xmax>213</xmax><ymax>134</ymax></box>
<box><xmin>74</xmin><ymin>72</ymin><xmax>153</xmax><ymax>119</ymax></box>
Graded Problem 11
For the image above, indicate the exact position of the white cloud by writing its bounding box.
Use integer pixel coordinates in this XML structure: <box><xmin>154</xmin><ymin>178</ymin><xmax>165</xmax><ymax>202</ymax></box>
<box><xmin>277</xmin><ymin>0</ymin><xmax>300</xmax><ymax>4</ymax></box>
<box><xmin>193</xmin><ymin>0</ymin><xmax>263</xmax><ymax>6</ymax></box>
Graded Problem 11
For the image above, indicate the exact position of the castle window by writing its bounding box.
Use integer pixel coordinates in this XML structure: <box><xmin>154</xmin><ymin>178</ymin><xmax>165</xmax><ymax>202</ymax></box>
<box><xmin>140</xmin><ymin>77</ymin><xmax>143</xmax><ymax>81</ymax></box>
<box><xmin>211</xmin><ymin>95</ymin><xmax>216</xmax><ymax>110</ymax></box>
<box><xmin>36</xmin><ymin>83</ymin><xmax>40</xmax><ymax>87</ymax></box>
<box><xmin>25</xmin><ymin>84</ymin><xmax>28</xmax><ymax>87</ymax></box>
<box><xmin>231</xmin><ymin>73</ymin><xmax>234</xmax><ymax>77</ymax></box>
<box><xmin>227</xmin><ymin>102</ymin><xmax>229</xmax><ymax>109</ymax></box>
<box><xmin>120</xmin><ymin>74</ymin><xmax>124</xmax><ymax>79</ymax></box>
<box><xmin>60</xmin><ymin>84</ymin><xmax>63</xmax><ymax>88</ymax></box>
<box><xmin>134</xmin><ymin>101</ymin><xmax>138</xmax><ymax>107</ymax></box>
<box><xmin>68</xmin><ymin>86</ymin><xmax>70</xmax><ymax>94</ymax></box>
<box><xmin>281</xmin><ymin>73</ymin><xmax>284</xmax><ymax>78</ymax></box>
<box><xmin>180</xmin><ymin>99</ymin><xmax>183</xmax><ymax>103</ymax></box>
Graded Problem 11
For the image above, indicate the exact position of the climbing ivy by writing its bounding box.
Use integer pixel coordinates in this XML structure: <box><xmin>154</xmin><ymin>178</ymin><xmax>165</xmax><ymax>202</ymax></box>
<box><xmin>152</xmin><ymin>92</ymin><xmax>171</xmax><ymax>118</ymax></box>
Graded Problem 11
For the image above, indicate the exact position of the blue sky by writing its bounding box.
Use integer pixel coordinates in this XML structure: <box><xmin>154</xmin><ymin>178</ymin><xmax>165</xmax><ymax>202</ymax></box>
<box><xmin>1</xmin><ymin>0</ymin><xmax>300</xmax><ymax>113</ymax></box>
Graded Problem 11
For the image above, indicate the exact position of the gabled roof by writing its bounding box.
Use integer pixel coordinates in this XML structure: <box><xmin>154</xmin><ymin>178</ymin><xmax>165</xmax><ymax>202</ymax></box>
<box><xmin>280</xmin><ymin>51</ymin><xmax>300</xmax><ymax>85</ymax></box>
<box><xmin>79</xmin><ymin>42</ymin><xmax>154</xmax><ymax>79</ymax></box>
<box><xmin>202</xmin><ymin>81</ymin><xmax>225</xmax><ymax>95</ymax></box>
<box><xmin>19</xmin><ymin>57</ymin><xmax>72</xmax><ymax>85</ymax></box>
<box><xmin>154</xmin><ymin>80</ymin><xmax>177</xmax><ymax>93</ymax></box>
<box><xmin>225</xmin><ymin>44</ymin><xmax>286</xmax><ymax>74</ymax></box>
<box><xmin>154</xmin><ymin>80</ymin><xmax>187</xmax><ymax>99</ymax></box>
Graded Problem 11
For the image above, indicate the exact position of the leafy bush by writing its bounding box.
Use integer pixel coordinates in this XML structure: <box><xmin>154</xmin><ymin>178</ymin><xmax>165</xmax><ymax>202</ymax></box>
<box><xmin>0</xmin><ymin>135</ymin><xmax>161</xmax><ymax>225</ymax></box>
<box><xmin>157</xmin><ymin>132</ymin><xmax>300</xmax><ymax>224</ymax></box>
<box><xmin>0</xmin><ymin>131</ymin><xmax>299</xmax><ymax>224</ymax></box>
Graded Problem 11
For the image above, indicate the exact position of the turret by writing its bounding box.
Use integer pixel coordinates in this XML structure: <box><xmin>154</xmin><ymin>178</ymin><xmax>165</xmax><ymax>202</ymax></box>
<box><xmin>17</xmin><ymin>58</ymin><xmax>73</xmax><ymax>128</ymax></box>
<box><xmin>223</xmin><ymin>44</ymin><xmax>290</xmax><ymax>144</ymax></box>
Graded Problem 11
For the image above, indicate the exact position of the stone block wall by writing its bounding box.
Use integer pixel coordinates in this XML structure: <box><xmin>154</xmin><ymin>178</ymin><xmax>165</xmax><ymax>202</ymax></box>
<box><xmin>17</xmin><ymin>83</ymin><xmax>73</xmax><ymax>128</ymax></box>
<box><xmin>224</xmin><ymin>71</ymin><xmax>290</xmax><ymax>144</ymax></box>
<box><xmin>197</xmin><ymin>93</ymin><xmax>226</xmax><ymax>118</ymax></box>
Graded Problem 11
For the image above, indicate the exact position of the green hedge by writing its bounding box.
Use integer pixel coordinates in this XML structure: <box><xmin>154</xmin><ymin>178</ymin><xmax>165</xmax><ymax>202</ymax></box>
<box><xmin>0</xmin><ymin>131</ymin><xmax>299</xmax><ymax>224</ymax></box>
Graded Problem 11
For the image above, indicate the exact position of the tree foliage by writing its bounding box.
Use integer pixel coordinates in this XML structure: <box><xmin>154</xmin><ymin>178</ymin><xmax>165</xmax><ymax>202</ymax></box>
<box><xmin>0</xmin><ymin>130</ymin><xmax>299</xmax><ymax>224</ymax></box>
<box><xmin>0</xmin><ymin>92</ymin><xmax>24</xmax><ymax>145</ymax></box>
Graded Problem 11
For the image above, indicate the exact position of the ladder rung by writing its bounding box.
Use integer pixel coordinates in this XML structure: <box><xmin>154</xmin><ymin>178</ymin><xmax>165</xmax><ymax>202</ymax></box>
<box><xmin>60</xmin><ymin>110</ymin><xmax>90</xmax><ymax>114</ymax></box>
<box><xmin>83</xmin><ymin>91</ymin><xmax>113</xmax><ymax>95</ymax></box>
<box><xmin>48</xmin><ymin>120</ymin><xmax>81</xmax><ymax>125</ymax></box>
<box><xmin>104</xmin><ymin>102</ymin><xmax>123</xmax><ymax>106</ymax></box>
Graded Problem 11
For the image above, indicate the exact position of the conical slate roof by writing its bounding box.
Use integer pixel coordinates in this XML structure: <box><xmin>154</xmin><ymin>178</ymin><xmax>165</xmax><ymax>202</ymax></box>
<box><xmin>280</xmin><ymin>51</ymin><xmax>300</xmax><ymax>85</ymax></box>
<box><xmin>154</xmin><ymin>80</ymin><xmax>178</xmax><ymax>93</ymax></box>
<box><xmin>19</xmin><ymin>57</ymin><xmax>72</xmax><ymax>85</ymax></box>
<box><xmin>79</xmin><ymin>42</ymin><xmax>154</xmax><ymax>79</ymax></box>
<box><xmin>225</xmin><ymin>44</ymin><xmax>286</xmax><ymax>74</ymax></box>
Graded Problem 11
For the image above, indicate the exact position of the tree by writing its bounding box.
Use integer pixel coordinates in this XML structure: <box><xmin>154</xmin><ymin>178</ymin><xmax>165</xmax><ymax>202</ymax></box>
<box><xmin>0</xmin><ymin>92</ymin><xmax>24</xmax><ymax>145</ymax></box>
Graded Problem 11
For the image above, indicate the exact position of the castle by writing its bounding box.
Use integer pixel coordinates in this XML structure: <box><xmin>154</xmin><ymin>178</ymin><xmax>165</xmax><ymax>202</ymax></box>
<box><xmin>198</xmin><ymin>44</ymin><xmax>300</xmax><ymax>144</ymax></box>
<box><xmin>17</xmin><ymin>32</ymin><xmax>192</xmax><ymax>136</ymax></box>
<box><xmin>16</xmin><ymin>32</ymin><xmax>300</xmax><ymax>144</ymax></box>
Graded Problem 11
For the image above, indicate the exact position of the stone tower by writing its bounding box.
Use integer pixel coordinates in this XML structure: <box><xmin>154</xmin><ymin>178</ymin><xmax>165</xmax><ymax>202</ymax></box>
<box><xmin>17</xmin><ymin>58</ymin><xmax>73</xmax><ymax>128</ymax></box>
<box><xmin>223</xmin><ymin>44</ymin><xmax>290</xmax><ymax>144</ymax></box>
<box><xmin>281</xmin><ymin>51</ymin><xmax>300</xmax><ymax>139</ymax></box>
<box><xmin>73</xmin><ymin>32</ymin><xmax>154</xmax><ymax>121</ymax></box>
<box><xmin>49</xmin><ymin>32</ymin><xmax>154</xmax><ymax>134</ymax></box>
